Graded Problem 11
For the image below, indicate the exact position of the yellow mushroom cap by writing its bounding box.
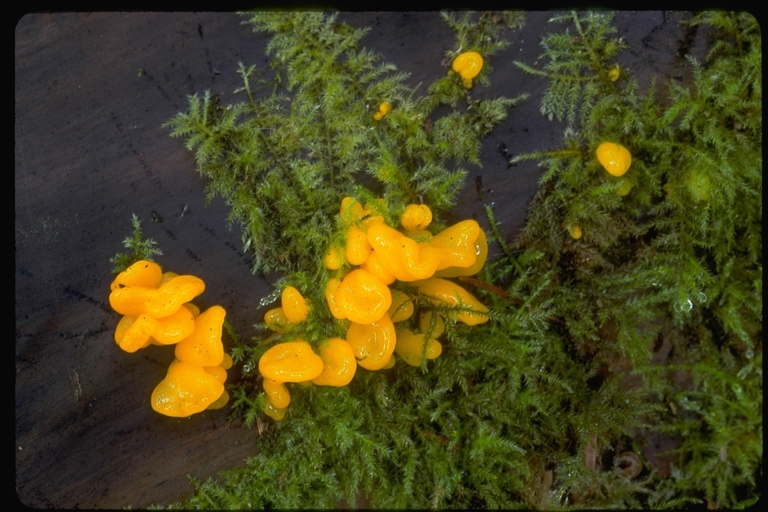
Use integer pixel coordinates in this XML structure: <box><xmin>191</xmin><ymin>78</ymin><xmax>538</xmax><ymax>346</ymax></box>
<box><xmin>569</xmin><ymin>225</ymin><xmax>583</xmax><ymax>239</ymax></box>
<box><xmin>400</xmin><ymin>204</ymin><xmax>433</xmax><ymax>231</ymax></box>
<box><xmin>373</xmin><ymin>102</ymin><xmax>391</xmax><ymax>121</ymax></box>
<box><xmin>596</xmin><ymin>142</ymin><xmax>632</xmax><ymax>177</ymax></box>
<box><xmin>174</xmin><ymin>305</ymin><xmax>226</xmax><ymax>367</ymax></box>
<box><xmin>394</xmin><ymin>328</ymin><xmax>443</xmax><ymax>367</ymax></box>
<box><xmin>282</xmin><ymin>286</ymin><xmax>309</xmax><ymax>323</ymax></box>
<box><xmin>258</xmin><ymin>340</ymin><xmax>324</xmax><ymax>383</ymax></box>
<box><xmin>263</xmin><ymin>378</ymin><xmax>291</xmax><ymax>409</ymax></box>
<box><xmin>110</xmin><ymin>260</ymin><xmax>163</xmax><ymax>292</ymax></box>
<box><xmin>312</xmin><ymin>337</ymin><xmax>357</xmax><ymax>387</ymax></box>
<box><xmin>151</xmin><ymin>360</ymin><xmax>225</xmax><ymax>417</ymax></box>
<box><xmin>346</xmin><ymin>313</ymin><xmax>396</xmax><ymax>371</ymax></box>
<box><xmin>452</xmin><ymin>51</ymin><xmax>484</xmax><ymax>80</ymax></box>
<box><xmin>336</xmin><ymin>269</ymin><xmax>392</xmax><ymax>324</ymax></box>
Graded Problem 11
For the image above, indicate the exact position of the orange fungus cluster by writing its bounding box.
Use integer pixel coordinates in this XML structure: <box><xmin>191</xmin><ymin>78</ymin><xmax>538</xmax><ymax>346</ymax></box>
<box><xmin>109</xmin><ymin>260</ymin><xmax>231</xmax><ymax>417</ymax></box>
<box><xmin>258</xmin><ymin>197</ymin><xmax>490</xmax><ymax>420</ymax></box>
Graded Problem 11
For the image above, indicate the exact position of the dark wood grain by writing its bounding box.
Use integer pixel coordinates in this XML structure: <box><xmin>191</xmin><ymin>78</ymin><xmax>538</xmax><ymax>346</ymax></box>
<box><xmin>15</xmin><ymin>11</ymin><xmax>708</xmax><ymax>508</ymax></box>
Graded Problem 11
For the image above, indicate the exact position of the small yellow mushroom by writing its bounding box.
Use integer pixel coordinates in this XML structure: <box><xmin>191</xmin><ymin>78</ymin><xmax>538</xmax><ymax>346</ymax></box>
<box><xmin>373</xmin><ymin>102</ymin><xmax>391</xmax><ymax>121</ymax></box>
<box><xmin>452</xmin><ymin>51</ymin><xmax>483</xmax><ymax>89</ymax></box>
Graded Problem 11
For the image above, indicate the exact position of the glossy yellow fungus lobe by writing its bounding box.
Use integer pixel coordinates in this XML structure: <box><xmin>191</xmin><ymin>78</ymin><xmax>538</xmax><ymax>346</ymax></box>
<box><xmin>430</xmin><ymin>219</ymin><xmax>481</xmax><ymax>271</ymax></box>
<box><xmin>452</xmin><ymin>51</ymin><xmax>483</xmax><ymax>89</ymax></box>
<box><xmin>312</xmin><ymin>337</ymin><xmax>357</xmax><ymax>386</ymax></box>
<box><xmin>608</xmin><ymin>65</ymin><xmax>620</xmax><ymax>82</ymax></box>
<box><xmin>569</xmin><ymin>224</ymin><xmax>583</xmax><ymax>240</ymax></box>
<box><xmin>359</xmin><ymin>250</ymin><xmax>396</xmax><ymax>285</ymax></box>
<box><xmin>367</xmin><ymin>221</ymin><xmax>441</xmax><ymax>281</ymax></box>
<box><xmin>264</xmin><ymin>307</ymin><xmax>294</xmax><ymax>332</ymax></box>
<box><xmin>282</xmin><ymin>286</ymin><xmax>309</xmax><ymax>324</ymax></box>
<box><xmin>109</xmin><ymin>275</ymin><xmax>206</xmax><ymax>318</ymax></box>
<box><xmin>206</xmin><ymin>389</ymin><xmax>230</xmax><ymax>410</ymax></box>
<box><xmin>151</xmin><ymin>360</ymin><xmax>225</xmax><ymax>418</ymax></box>
<box><xmin>258</xmin><ymin>341</ymin><xmax>324</xmax><ymax>383</ymax></box>
<box><xmin>324</xmin><ymin>245</ymin><xmax>345</xmax><ymax>270</ymax></box>
<box><xmin>346</xmin><ymin>313</ymin><xmax>396</xmax><ymax>371</ymax></box>
<box><xmin>110</xmin><ymin>260</ymin><xmax>163</xmax><ymax>292</ymax></box>
<box><xmin>174</xmin><ymin>305</ymin><xmax>226</xmax><ymax>367</ymax></box>
<box><xmin>263</xmin><ymin>401</ymin><xmax>286</xmax><ymax>421</ymax></box>
<box><xmin>394</xmin><ymin>329</ymin><xmax>443</xmax><ymax>367</ymax></box>
<box><xmin>434</xmin><ymin>229</ymin><xmax>487</xmax><ymax>278</ymax></box>
<box><xmin>413</xmin><ymin>277</ymin><xmax>489</xmax><ymax>325</ymax></box>
<box><xmin>388</xmin><ymin>289</ymin><xmax>414</xmax><ymax>323</ymax></box>
<box><xmin>400</xmin><ymin>204</ymin><xmax>433</xmax><ymax>231</ymax></box>
<box><xmin>419</xmin><ymin>310</ymin><xmax>445</xmax><ymax>338</ymax></box>
<box><xmin>596</xmin><ymin>142</ymin><xmax>632</xmax><ymax>177</ymax></box>
<box><xmin>263</xmin><ymin>378</ymin><xmax>291</xmax><ymax>409</ymax></box>
<box><xmin>114</xmin><ymin>306</ymin><xmax>196</xmax><ymax>353</ymax></box>
<box><xmin>373</xmin><ymin>102</ymin><xmax>391</xmax><ymax>121</ymax></box>
<box><xmin>336</xmin><ymin>269</ymin><xmax>392</xmax><ymax>324</ymax></box>
<box><xmin>346</xmin><ymin>224</ymin><xmax>372</xmax><ymax>265</ymax></box>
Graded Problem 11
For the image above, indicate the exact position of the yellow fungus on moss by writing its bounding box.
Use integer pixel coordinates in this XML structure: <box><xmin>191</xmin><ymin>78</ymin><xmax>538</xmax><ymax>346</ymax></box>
<box><xmin>596</xmin><ymin>142</ymin><xmax>632</xmax><ymax>177</ymax></box>
<box><xmin>452</xmin><ymin>51</ymin><xmax>483</xmax><ymax>89</ymax></box>
<box><xmin>373</xmin><ymin>102</ymin><xmax>391</xmax><ymax>120</ymax></box>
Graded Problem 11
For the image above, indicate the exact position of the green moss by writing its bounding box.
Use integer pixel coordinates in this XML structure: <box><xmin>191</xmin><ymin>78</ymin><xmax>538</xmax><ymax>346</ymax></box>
<box><xmin>144</xmin><ymin>10</ymin><xmax>760</xmax><ymax>509</ymax></box>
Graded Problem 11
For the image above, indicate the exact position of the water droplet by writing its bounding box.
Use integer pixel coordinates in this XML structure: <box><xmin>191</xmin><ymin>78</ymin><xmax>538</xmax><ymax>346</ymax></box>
<box><xmin>697</xmin><ymin>292</ymin><xmax>707</xmax><ymax>303</ymax></box>
<box><xmin>674</xmin><ymin>298</ymin><xmax>693</xmax><ymax>314</ymax></box>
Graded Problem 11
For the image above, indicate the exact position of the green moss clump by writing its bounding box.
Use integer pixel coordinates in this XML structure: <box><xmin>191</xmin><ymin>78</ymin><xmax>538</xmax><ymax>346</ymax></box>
<box><xmin>151</xmin><ymin>11</ymin><xmax>760</xmax><ymax>509</ymax></box>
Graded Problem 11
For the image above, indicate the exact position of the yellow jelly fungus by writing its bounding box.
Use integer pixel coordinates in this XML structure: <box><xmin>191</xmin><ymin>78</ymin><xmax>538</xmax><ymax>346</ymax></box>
<box><xmin>183</xmin><ymin>302</ymin><xmax>200</xmax><ymax>318</ymax></box>
<box><xmin>174</xmin><ymin>305</ymin><xmax>226</xmax><ymax>367</ymax></box>
<box><xmin>359</xmin><ymin>250</ymin><xmax>396</xmax><ymax>285</ymax></box>
<box><xmin>204</xmin><ymin>364</ymin><xmax>228</xmax><ymax>384</ymax></box>
<box><xmin>312</xmin><ymin>337</ymin><xmax>357</xmax><ymax>387</ymax></box>
<box><xmin>114</xmin><ymin>306</ymin><xmax>196</xmax><ymax>353</ymax></box>
<box><xmin>324</xmin><ymin>278</ymin><xmax>346</xmax><ymax>320</ymax></box>
<box><xmin>109</xmin><ymin>275</ymin><xmax>206</xmax><ymax>318</ymax></box>
<box><xmin>596</xmin><ymin>142</ymin><xmax>632</xmax><ymax>177</ymax></box>
<box><xmin>388</xmin><ymin>289</ymin><xmax>414</xmax><ymax>323</ymax></box>
<box><xmin>263</xmin><ymin>401</ymin><xmax>286</xmax><ymax>421</ymax></box>
<box><xmin>339</xmin><ymin>196</ymin><xmax>366</xmax><ymax>225</ymax></box>
<box><xmin>382</xmin><ymin>355</ymin><xmax>396</xmax><ymax>369</ymax></box>
<box><xmin>324</xmin><ymin>245</ymin><xmax>345</xmax><ymax>270</ymax></box>
<box><xmin>151</xmin><ymin>360</ymin><xmax>225</xmax><ymax>417</ymax></box>
<box><xmin>373</xmin><ymin>102</ymin><xmax>391</xmax><ymax>121</ymax></box>
<box><xmin>419</xmin><ymin>310</ymin><xmax>445</xmax><ymax>338</ymax></box>
<box><xmin>413</xmin><ymin>277</ymin><xmax>489</xmax><ymax>326</ymax></box>
<box><xmin>569</xmin><ymin>224</ymin><xmax>583</xmax><ymax>240</ymax></box>
<box><xmin>400</xmin><ymin>204</ymin><xmax>433</xmax><ymax>231</ymax></box>
<box><xmin>110</xmin><ymin>260</ymin><xmax>163</xmax><ymax>292</ymax></box>
<box><xmin>617</xmin><ymin>178</ymin><xmax>632</xmax><ymax>197</ymax></box>
<box><xmin>159</xmin><ymin>271</ymin><xmax>179</xmax><ymax>286</ymax></box>
<box><xmin>452</xmin><ymin>51</ymin><xmax>483</xmax><ymax>89</ymax></box>
<box><xmin>282</xmin><ymin>286</ymin><xmax>309</xmax><ymax>324</ymax></box>
<box><xmin>220</xmin><ymin>352</ymin><xmax>233</xmax><ymax>370</ymax></box>
<box><xmin>430</xmin><ymin>219</ymin><xmax>481</xmax><ymax>271</ymax></box>
<box><xmin>608</xmin><ymin>65</ymin><xmax>620</xmax><ymax>82</ymax></box>
<box><xmin>263</xmin><ymin>378</ymin><xmax>291</xmax><ymax>409</ymax></box>
<box><xmin>394</xmin><ymin>329</ymin><xmax>443</xmax><ymax>367</ymax></box>
<box><xmin>345</xmin><ymin>224</ymin><xmax>372</xmax><ymax>266</ymax></box>
<box><xmin>264</xmin><ymin>307</ymin><xmax>294</xmax><ymax>332</ymax></box>
<box><xmin>258</xmin><ymin>341</ymin><xmax>324</xmax><ymax>383</ymax></box>
<box><xmin>206</xmin><ymin>389</ymin><xmax>230</xmax><ymax>410</ymax></box>
<box><xmin>346</xmin><ymin>313</ymin><xmax>396</xmax><ymax>371</ymax></box>
<box><xmin>367</xmin><ymin>221</ymin><xmax>441</xmax><ymax>281</ymax></box>
<box><xmin>336</xmin><ymin>269</ymin><xmax>393</xmax><ymax>324</ymax></box>
<box><xmin>434</xmin><ymin>229</ymin><xmax>488</xmax><ymax>278</ymax></box>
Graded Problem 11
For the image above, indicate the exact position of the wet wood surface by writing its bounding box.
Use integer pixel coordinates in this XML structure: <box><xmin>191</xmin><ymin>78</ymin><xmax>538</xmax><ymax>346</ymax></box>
<box><xmin>15</xmin><ymin>12</ymin><xmax>704</xmax><ymax>508</ymax></box>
